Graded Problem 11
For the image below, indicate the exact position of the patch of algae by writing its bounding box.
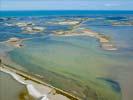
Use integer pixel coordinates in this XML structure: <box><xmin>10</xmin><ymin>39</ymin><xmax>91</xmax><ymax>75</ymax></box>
<box><xmin>19</xmin><ymin>89</ymin><xmax>35</xmax><ymax>100</ymax></box>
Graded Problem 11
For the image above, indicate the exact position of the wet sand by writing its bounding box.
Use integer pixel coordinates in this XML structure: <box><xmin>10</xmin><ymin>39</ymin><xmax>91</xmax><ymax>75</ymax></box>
<box><xmin>0</xmin><ymin>63</ymin><xmax>78</xmax><ymax>100</ymax></box>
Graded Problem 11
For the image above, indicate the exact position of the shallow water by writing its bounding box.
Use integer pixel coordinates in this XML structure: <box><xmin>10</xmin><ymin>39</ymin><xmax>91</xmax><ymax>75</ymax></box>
<box><xmin>9</xmin><ymin>34</ymin><xmax>133</xmax><ymax>100</ymax></box>
<box><xmin>0</xmin><ymin>15</ymin><xmax>133</xmax><ymax>100</ymax></box>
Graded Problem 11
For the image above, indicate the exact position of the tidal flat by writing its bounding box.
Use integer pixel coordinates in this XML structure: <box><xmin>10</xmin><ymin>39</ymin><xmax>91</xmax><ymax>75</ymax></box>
<box><xmin>0</xmin><ymin>14</ymin><xmax>133</xmax><ymax>100</ymax></box>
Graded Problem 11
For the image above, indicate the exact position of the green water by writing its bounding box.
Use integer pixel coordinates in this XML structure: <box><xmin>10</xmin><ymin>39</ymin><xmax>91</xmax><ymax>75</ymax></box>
<box><xmin>8</xmin><ymin>36</ymin><xmax>126</xmax><ymax>100</ymax></box>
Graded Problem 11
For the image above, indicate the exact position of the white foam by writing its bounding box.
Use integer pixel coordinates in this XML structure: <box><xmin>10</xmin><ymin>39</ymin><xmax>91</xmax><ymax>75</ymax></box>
<box><xmin>27</xmin><ymin>84</ymin><xmax>49</xmax><ymax>100</ymax></box>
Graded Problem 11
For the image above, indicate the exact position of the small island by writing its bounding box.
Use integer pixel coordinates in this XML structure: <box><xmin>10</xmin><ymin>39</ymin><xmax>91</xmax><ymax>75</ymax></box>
<box><xmin>16</xmin><ymin>22</ymin><xmax>45</xmax><ymax>34</ymax></box>
<box><xmin>6</xmin><ymin>37</ymin><xmax>24</xmax><ymax>48</ymax></box>
<box><xmin>22</xmin><ymin>26</ymin><xmax>45</xmax><ymax>34</ymax></box>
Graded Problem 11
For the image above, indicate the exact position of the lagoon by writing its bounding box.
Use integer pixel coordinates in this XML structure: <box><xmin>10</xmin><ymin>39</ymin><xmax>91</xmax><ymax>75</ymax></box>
<box><xmin>0</xmin><ymin>12</ymin><xmax>133</xmax><ymax>100</ymax></box>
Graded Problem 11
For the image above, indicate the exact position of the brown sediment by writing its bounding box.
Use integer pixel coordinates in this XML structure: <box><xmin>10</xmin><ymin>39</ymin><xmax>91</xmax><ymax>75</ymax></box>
<box><xmin>99</xmin><ymin>37</ymin><xmax>109</xmax><ymax>43</ymax></box>
<box><xmin>97</xmin><ymin>35</ymin><xmax>117</xmax><ymax>50</ymax></box>
<box><xmin>19</xmin><ymin>89</ymin><xmax>34</xmax><ymax>100</ymax></box>
<box><xmin>98</xmin><ymin>35</ymin><xmax>110</xmax><ymax>43</ymax></box>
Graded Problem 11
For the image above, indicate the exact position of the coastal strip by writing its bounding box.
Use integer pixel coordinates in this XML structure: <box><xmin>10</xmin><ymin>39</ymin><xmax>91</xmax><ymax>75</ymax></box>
<box><xmin>0</xmin><ymin>61</ymin><xmax>80</xmax><ymax>100</ymax></box>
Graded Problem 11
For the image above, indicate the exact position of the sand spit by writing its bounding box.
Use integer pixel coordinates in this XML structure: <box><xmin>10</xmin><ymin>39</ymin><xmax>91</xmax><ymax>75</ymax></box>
<box><xmin>51</xmin><ymin>17</ymin><xmax>117</xmax><ymax>51</ymax></box>
<box><xmin>97</xmin><ymin>35</ymin><xmax>117</xmax><ymax>51</ymax></box>
<box><xmin>16</xmin><ymin>22</ymin><xmax>35</xmax><ymax>27</ymax></box>
<box><xmin>22</xmin><ymin>26</ymin><xmax>45</xmax><ymax>34</ymax></box>
<box><xmin>48</xmin><ymin>20</ymin><xmax>80</xmax><ymax>25</ymax></box>
<box><xmin>53</xmin><ymin>28</ymin><xmax>117</xmax><ymax>51</ymax></box>
<box><xmin>52</xmin><ymin>18</ymin><xmax>94</xmax><ymax>26</ymax></box>
<box><xmin>4</xmin><ymin>22</ymin><xmax>34</xmax><ymax>27</ymax></box>
<box><xmin>0</xmin><ymin>63</ymin><xmax>79</xmax><ymax>100</ymax></box>
<box><xmin>5</xmin><ymin>37</ymin><xmax>24</xmax><ymax>48</ymax></box>
<box><xmin>57</xmin><ymin>21</ymin><xmax>80</xmax><ymax>25</ymax></box>
<box><xmin>112</xmin><ymin>21</ymin><xmax>133</xmax><ymax>26</ymax></box>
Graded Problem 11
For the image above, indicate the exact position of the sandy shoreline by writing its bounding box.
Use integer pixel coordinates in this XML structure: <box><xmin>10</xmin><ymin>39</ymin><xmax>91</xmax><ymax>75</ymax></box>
<box><xmin>0</xmin><ymin>63</ymin><xmax>79</xmax><ymax>100</ymax></box>
<box><xmin>0</xmin><ymin>65</ymin><xmax>50</xmax><ymax>100</ymax></box>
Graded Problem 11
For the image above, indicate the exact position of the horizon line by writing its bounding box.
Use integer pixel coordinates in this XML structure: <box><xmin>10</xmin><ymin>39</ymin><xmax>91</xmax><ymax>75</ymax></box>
<box><xmin>1</xmin><ymin>10</ymin><xmax>133</xmax><ymax>11</ymax></box>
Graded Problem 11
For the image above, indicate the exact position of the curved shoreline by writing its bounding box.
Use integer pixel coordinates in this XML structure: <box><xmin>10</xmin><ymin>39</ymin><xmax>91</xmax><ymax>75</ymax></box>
<box><xmin>0</xmin><ymin>63</ymin><xmax>79</xmax><ymax>100</ymax></box>
<box><xmin>0</xmin><ymin>31</ymin><xmax>117</xmax><ymax>51</ymax></box>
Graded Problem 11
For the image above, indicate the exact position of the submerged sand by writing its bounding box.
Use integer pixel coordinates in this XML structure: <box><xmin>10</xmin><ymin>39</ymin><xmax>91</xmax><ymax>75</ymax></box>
<box><xmin>0</xmin><ymin>64</ymin><xmax>78</xmax><ymax>100</ymax></box>
<box><xmin>53</xmin><ymin>28</ymin><xmax>117</xmax><ymax>51</ymax></box>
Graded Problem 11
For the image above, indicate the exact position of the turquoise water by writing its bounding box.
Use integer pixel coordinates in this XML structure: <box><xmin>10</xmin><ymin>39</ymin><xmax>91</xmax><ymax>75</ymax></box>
<box><xmin>9</xmin><ymin>36</ymin><xmax>122</xmax><ymax>99</ymax></box>
<box><xmin>0</xmin><ymin>12</ymin><xmax>133</xmax><ymax>100</ymax></box>
<box><xmin>9</xmin><ymin>34</ymin><xmax>133</xmax><ymax>100</ymax></box>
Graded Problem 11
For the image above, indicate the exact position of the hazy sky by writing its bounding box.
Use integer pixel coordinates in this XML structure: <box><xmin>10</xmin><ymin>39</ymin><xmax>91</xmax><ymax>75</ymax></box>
<box><xmin>0</xmin><ymin>0</ymin><xmax>133</xmax><ymax>11</ymax></box>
